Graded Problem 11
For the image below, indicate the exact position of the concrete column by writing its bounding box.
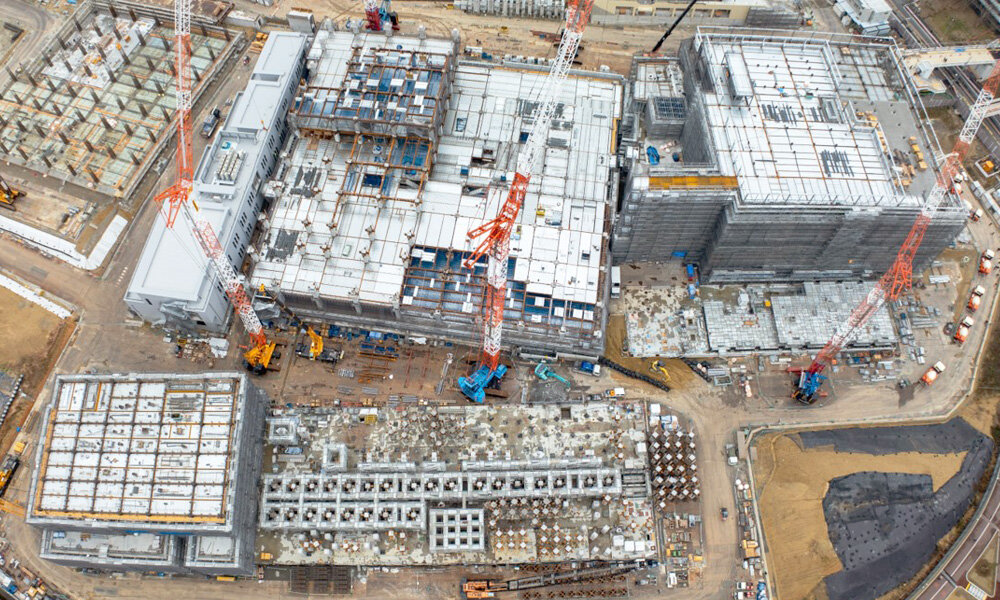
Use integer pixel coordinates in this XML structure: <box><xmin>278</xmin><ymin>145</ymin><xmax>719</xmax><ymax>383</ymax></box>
<box><xmin>33</xmin><ymin>124</ymin><xmax>46</xmax><ymax>137</ymax></box>
<box><xmin>5</xmin><ymin>67</ymin><xmax>16</xmax><ymax>81</ymax></box>
<box><xmin>93</xmin><ymin>22</ymin><xmax>103</xmax><ymax>37</ymax></box>
<box><xmin>100</xmin><ymin>116</ymin><xmax>113</xmax><ymax>130</ymax></box>
<box><xmin>17</xmin><ymin>147</ymin><xmax>29</xmax><ymax>161</ymax></box>
<box><xmin>108</xmin><ymin>3</ymin><xmax>118</xmax><ymax>19</ymax></box>
<box><xmin>116</xmin><ymin>97</ymin><xmax>125</xmax><ymax>111</ymax></box>
<box><xmin>25</xmin><ymin>72</ymin><xmax>36</xmax><ymax>87</ymax></box>
<box><xmin>208</xmin><ymin>46</ymin><xmax>216</xmax><ymax>61</ymax></box>
<box><xmin>136</xmin><ymin>30</ymin><xmax>146</xmax><ymax>47</ymax></box>
<box><xmin>153</xmin><ymin>80</ymin><xmax>163</xmax><ymax>94</ymax></box>
<box><xmin>130</xmin><ymin>74</ymin><xmax>143</xmax><ymax>89</ymax></box>
<box><xmin>72</xmin><ymin>18</ymin><xmax>82</xmax><ymax>33</ymax></box>
<box><xmin>57</xmin><ymin>37</ymin><xmax>67</xmax><ymax>50</ymax></box>
<box><xmin>42</xmin><ymin>55</ymin><xmax>53</xmax><ymax>67</ymax></box>
<box><xmin>130</xmin><ymin>152</ymin><xmax>141</xmax><ymax>165</ymax></box>
<box><xmin>89</xmin><ymin>89</ymin><xmax>100</xmax><ymax>104</ymax></box>
<box><xmin>160</xmin><ymin>106</ymin><xmax>170</xmax><ymax>121</ymax></box>
<box><xmin>128</xmin><ymin>7</ymin><xmax>137</xmax><ymax>22</ymax></box>
<box><xmin>145</xmin><ymin>57</ymin><xmax>156</xmax><ymax>72</ymax></box>
<box><xmin>123</xmin><ymin>122</ymin><xmax>133</xmax><ymax>136</ymax></box>
<box><xmin>30</xmin><ymin>98</ymin><xmax>42</xmax><ymax>111</ymax></box>
<box><xmin>66</xmin><ymin>163</ymin><xmax>77</xmax><ymax>176</ymax></box>
<box><xmin>147</xmin><ymin>128</ymin><xmax>156</xmax><ymax>143</ymax></box>
<box><xmin>106</xmin><ymin>146</ymin><xmax>116</xmax><ymax>159</ymax></box>
<box><xmin>57</xmin><ymin>132</ymin><xmax>69</xmax><ymax>144</ymax></box>
<box><xmin>96</xmin><ymin>46</ymin><xmax>106</xmax><ymax>60</ymax></box>
<box><xmin>40</xmin><ymin>155</ymin><xmax>51</xmax><ymax>168</ymax></box>
<box><xmin>63</xmin><ymin>59</ymin><xmax>73</xmax><ymax>72</ymax></box>
<box><xmin>107</xmin><ymin>72</ymin><xmax>118</xmax><ymax>85</ymax></box>
<box><xmin>52</xmin><ymin>104</ymin><xmax>62</xmax><ymax>116</ymax></box>
<box><xmin>87</xmin><ymin>169</ymin><xmax>100</xmax><ymax>185</ymax></box>
<box><xmin>138</xmin><ymin>103</ymin><xmax>148</xmax><ymax>118</ymax></box>
<box><xmin>0</xmin><ymin>141</ymin><xmax>9</xmax><ymax>154</ymax></box>
<box><xmin>11</xmin><ymin>93</ymin><xmax>22</xmax><ymax>105</ymax></box>
<box><xmin>83</xmin><ymin>64</ymin><xmax>95</xmax><ymax>79</ymax></box>
<box><xmin>193</xmin><ymin>68</ymin><xmax>202</xmax><ymax>84</ymax></box>
<box><xmin>84</xmin><ymin>140</ymin><xmax>94</xmax><ymax>152</ymax></box>
<box><xmin>74</xmin><ymin>109</ymin><xmax>86</xmax><ymax>123</ymax></box>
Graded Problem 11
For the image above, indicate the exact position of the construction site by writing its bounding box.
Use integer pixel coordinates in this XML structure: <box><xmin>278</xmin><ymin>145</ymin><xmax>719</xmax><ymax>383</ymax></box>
<box><xmin>0</xmin><ymin>0</ymin><xmax>999</xmax><ymax>596</ymax></box>
<box><xmin>256</xmin><ymin>402</ymin><xmax>680</xmax><ymax>566</ymax></box>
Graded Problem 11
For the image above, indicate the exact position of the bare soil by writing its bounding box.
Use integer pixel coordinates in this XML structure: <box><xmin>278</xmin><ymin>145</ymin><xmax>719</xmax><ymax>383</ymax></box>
<box><xmin>755</xmin><ymin>434</ymin><xmax>967</xmax><ymax>600</ymax></box>
<box><xmin>968</xmin><ymin>532</ymin><xmax>999</xmax><ymax>594</ymax></box>
<box><xmin>920</xmin><ymin>0</ymin><xmax>995</xmax><ymax>43</ymax></box>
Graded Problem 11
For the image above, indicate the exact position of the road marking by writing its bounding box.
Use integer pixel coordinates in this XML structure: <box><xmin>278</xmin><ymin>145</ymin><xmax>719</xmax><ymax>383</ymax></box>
<box><xmin>967</xmin><ymin>582</ymin><xmax>988</xmax><ymax>600</ymax></box>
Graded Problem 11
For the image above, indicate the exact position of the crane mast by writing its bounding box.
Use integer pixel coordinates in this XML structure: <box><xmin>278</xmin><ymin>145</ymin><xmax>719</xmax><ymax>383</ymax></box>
<box><xmin>794</xmin><ymin>60</ymin><xmax>1000</xmax><ymax>404</ymax></box>
<box><xmin>157</xmin><ymin>0</ymin><xmax>275</xmax><ymax>373</ymax></box>
<box><xmin>458</xmin><ymin>0</ymin><xmax>594</xmax><ymax>403</ymax></box>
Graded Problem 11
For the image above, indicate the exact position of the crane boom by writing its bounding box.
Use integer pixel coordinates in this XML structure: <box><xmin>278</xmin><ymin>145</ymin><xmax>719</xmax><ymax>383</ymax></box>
<box><xmin>794</xmin><ymin>60</ymin><xmax>1000</xmax><ymax>403</ymax></box>
<box><xmin>458</xmin><ymin>0</ymin><xmax>594</xmax><ymax>403</ymax></box>
<box><xmin>158</xmin><ymin>0</ymin><xmax>275</xmax><ymax>374</ymax></box>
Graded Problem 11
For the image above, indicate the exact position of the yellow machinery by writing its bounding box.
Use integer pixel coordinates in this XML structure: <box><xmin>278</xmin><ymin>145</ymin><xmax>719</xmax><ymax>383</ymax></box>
<box><xmin>307</xmin><ymin>327</ymin><xmax>323</xmax><ymax>359</ymax></box>
<box><xmin>243</xmin><ymin>338</ymin><xmax>278</xmax><ymax>375</ymax></box>
<box><xmin>0</xmin><ymin>173</ymin><xmax>23</xmax><ymax>211</ymax></box>
<box><xmin>651</xmin><ymin>360</ymin><xmax>671</xmax><ymax>381</ymax></box>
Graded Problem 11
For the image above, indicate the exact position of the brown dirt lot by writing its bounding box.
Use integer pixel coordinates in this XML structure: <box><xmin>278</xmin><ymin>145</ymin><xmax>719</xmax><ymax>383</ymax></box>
<box><xmin>754</xmin><ymin>434</ymin><xmax>968</xmax><ymax>600</ymax></box>
<box><xmin>0</xmin><ymin>286</ymin><xmax>74</xmax><ymax>454</ymax></box>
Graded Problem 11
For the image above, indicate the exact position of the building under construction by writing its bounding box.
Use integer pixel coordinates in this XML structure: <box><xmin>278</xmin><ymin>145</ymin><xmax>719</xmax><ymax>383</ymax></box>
<box><xmin>250</xmin><ymin>29</ymin><xmax>623</xmax><ymax>359</ymax></box>
<box><xmin>612</xmin><ymin>29</ymin><xmax>967</xmax><ymax>282</ymax></box>
<box><xmin>25</xmin><ymin>372</ymin><xmax>268</xmax><ymax>576</ymax></box>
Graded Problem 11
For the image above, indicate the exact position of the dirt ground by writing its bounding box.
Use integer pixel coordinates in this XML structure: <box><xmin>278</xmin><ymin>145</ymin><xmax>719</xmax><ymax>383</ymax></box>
<box><xmin>919</xmin><ymin>0</ymin><xmax>995</xmax><ymax>43</ymax></box>
<box><xmin>603</xmin><ymin>313</ymin><xmax>697</xmax><ymax>390</ymax></box>
<box><xmin>945</xmin><ymin>588</ymin><xmax>977</xmax><ymax>600</ymax></box>
<box><xmin>0</xmin><ymin>286</ymin><xmax>73</xmax><ymax>455</ymax></box>
<box><xmin>754</xmin><ymin>434</ymin><xmax>968</xmax><ymax>600</ymax></box>
<box><xmin>968</xmin><ymin>533</ymin><xmax>999</xmax><ymax>592</ymax></box>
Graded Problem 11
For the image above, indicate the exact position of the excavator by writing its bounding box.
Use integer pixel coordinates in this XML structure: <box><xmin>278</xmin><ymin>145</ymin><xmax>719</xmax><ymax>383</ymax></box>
<box><xmin>294</xmin><ymin>325</ymin><xmax>343</xmax><ymax>364</ymax></box>
<box><xmin>307</xmin><ymin>326</ymin><xmax>323</xmax><ymax>359</ymax></box>
<box><xmin>462</xmin><ymin>560</ymin><xmax>652</xmax><ymax>599</ymax></box>
<box><xmin>0</xmin><ymin>173</ymin><xmax>23</xmax><ymax>211</ymax></box>
<box><xmin>534</xmin><ymin>362</ymin><xmax>570</xmax><ymax>389</ymax></box>
<box><xmin>650</xmin><ymin>360</ymin><xmax>671</xmax><ymax>382</ymax></box>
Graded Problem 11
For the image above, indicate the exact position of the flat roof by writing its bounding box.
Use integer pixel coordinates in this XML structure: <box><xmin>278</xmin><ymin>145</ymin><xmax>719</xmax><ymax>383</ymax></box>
<box><xmin>29</xmin><ymin>373</ymin><xmax>249</xmax><ymax>526</ymax></box>
<box><xmin>126</xmin><ymin>32</ymin><xmax>309</xmax><ymax>306</ymax></box>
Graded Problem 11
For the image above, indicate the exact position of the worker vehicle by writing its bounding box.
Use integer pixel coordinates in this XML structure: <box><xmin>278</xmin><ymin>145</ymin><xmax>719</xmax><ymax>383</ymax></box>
<box><xmin>200</xmin><ymin>106</ymin><xmax>222</xmax><ymax>138</ymax></box>
<box><xmin>972</xmin><ymin>208</ymin><xmax>984</xmax><ymax>221</ymax></box>
<box><xmin>576</xmin><ymin>361</ymin><xmax>601</xmax><ymax>376</ymax></box>
<box><xmin>955</xmin><ymin>316</ymin><xmax>975</xmax><ymax>343</ymax></box>
<box><xmin>462</xmin><ymin>560</ymin><xmax>651</xmax><ymax>599</ymax></box>
<box><xmin>921</xmin><ymin>361</ymin><xmax>947</xmax><ymax>385</ymax></box>
<box><xmin>981</xmin><ymin>249</ymin><xmax>995</xmax><ymax>274</ymax></box>
<box><xmin>0</xmin><ymin>570</ymin><xmax>15</xmax><ymax>595</ymax></box>
<box><xmin>969</xmin><ymin>285</ymin><xmax>986</xmax><ymax>311</ymax></box>
<box><xmin>0</xmin><ymin>174</ymin><xmax>23</xmax><ymax>211</ymax></box>
<box><xmin>721</xmin><ymin>507</ymin><xmax>729</xmax><ymax>521</ymax></box>
<box><xmin>606</xmin><ymin>387</ymin><xmax>626</xmax><ymax>398</ymax></box>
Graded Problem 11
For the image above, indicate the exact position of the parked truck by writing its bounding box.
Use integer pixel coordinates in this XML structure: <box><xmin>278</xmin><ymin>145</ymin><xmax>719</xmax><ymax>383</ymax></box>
<box><xmin>576</xmin><ymin>361</ymin><xmax>601</xmax><ymax>377</ymax></box>
<box><xmin>201</xmin><ymin>106</ymin><xmax>222</xmax><ymax>138</ymax></box>
<box><xmin>981</xmin><ymin>249</ymin><xmax>995</xmax><ymax>275</ymax></box>
<box><xmin>921</xmin><ymin>361</ymin><xmax>946</xmax><ymax>385</ymax></box>
<box><xmin>955</xmin><ymin>316</ymin><xmax>975</xmax><ymax>343</ymax></box>
<box><xmin>969</xmin><ymin>285</ymin><xmax>986</xmax><ymax>311</ymax></box>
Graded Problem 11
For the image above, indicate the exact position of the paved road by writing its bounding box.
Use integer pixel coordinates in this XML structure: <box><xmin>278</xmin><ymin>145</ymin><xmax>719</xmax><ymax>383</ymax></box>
<box><xmin>912</xmin><ymin>469</ymin><xmax>1000</xmax><ymax>600</ymax></box>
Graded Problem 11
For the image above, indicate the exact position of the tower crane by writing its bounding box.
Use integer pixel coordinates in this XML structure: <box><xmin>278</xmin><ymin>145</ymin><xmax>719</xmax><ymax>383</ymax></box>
<box><xmin>457</xmin><ymin>0</ymin><xmax>594</xmax><ymax>403</ymax></box>
<box><xmin>158</xmin><ymin>0</ymin><xmax>276</xmax><ymax>374</ymax></box>
<box><xmin>793</xmin><ymin>60</ymin><xmax>1000</xmax><ymax>404</ymax></box>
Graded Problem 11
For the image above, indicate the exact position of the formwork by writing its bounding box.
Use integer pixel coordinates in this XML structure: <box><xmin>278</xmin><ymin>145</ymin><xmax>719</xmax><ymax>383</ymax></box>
<box><xmin>0</xmin><ymin>1</ymin><xmax>240</xmax><ymax>202</ymax></box>
<box><xmin>612</xmin><ymin>30</ymin><xmax>967</xmax><ymax>282</ymax></box>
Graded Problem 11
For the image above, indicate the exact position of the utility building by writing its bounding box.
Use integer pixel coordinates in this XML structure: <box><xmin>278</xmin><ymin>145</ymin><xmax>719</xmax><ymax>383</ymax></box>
<box><xmin>612</xmin><ymin>29</ymin><xmax>966</xmax><ymax>282</ymax></box>
<box><xmin>250</xmin><ymin>30</ymin><xmax>622</xmax><ymax>359</ymax></box>
<box><xmin>124</xmin><ymin>32</ymin><xmax>309</xmax><ymax>333</ymax></box>
<box><xmin>26</xmin><ymin>372</ymin><xmax>268</xmax><ymax>576</ymax></box>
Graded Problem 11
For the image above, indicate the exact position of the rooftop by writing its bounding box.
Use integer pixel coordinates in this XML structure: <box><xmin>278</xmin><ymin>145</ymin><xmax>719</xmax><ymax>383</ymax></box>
<box><xmin>125</xmin><ymin>31</ymin><xmax>308</xmax><ymax>307</ymax></box>
<box><xmin>28</xmin><ymin>373</ymin><xmax>251</xmax><ymax>528</ymax></box>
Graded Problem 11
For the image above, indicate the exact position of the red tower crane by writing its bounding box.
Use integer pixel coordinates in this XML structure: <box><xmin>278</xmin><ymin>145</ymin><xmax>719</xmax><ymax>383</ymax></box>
<box><xmin>793</xmin><ymin>60</ymin><xmax>1000</xmax><ymax>404</ymax></box>
<box><xmin>158</xmin><ymin>0</ymin><xmax>276</xmax><ymax>373</ymax></box>
<box><xmin>458</xmin><ymin>0</ymin><xmax>595</xmax><ymax>403</ymax></box>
